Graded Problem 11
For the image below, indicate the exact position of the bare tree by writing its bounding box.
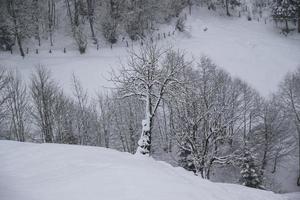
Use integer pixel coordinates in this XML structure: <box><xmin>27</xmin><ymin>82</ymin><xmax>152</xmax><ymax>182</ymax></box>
<box><xmin>48</xmin><ymin>0</ymin><xmax>56</xmax><ymax>46</ymax></box>
<box><xmin>97</xmin><ymin>93</ymin><xmax>113</xmax><ymax>148</ymax></box>
<box><xmin>53</xmin><ymin>91</ymin><xmax>77</xmax><ymax>144</ymax></box>
<box><xmin>174</xmin><ymin>56</ymin><xmax>261</xmax><ymax>179</ymax></box>
<box><xmin>6</xmin><ymin>71</ymin><xmax>28</xmax><ymax>142</ymax></box>
<box><xmin>86</xmin><ymin>0</ymin><xmax>97</xmax><ymax>44</ymax></box>
<box><xmin>0</xmin><ymin>67</ymin><xmax>10</xmax><ymax>133</ymax></box>
<box><xmin>65</xmin><ymin>0</ymin><xmax>87</xmax><ymax>54</ymax></box>
<box><xmin>279</xmin><ymin>67</ymin><xmax>300</xmax><ymax>186</ymax></box>
<box><xmin>31</xmin><ymin>66</ymin><xmax>57</xmax><ymax>143</ymax></box>
<box><xmin>72</xmin><ymin>74</ymin><xmax>91</xmax><ymax>145</ymax></box>
<box><xmin>112</xmin><ymin>44</ymin><xmax>186</xmax><ymax>155</ymax></box>
<box><xmin>6</xmin><ymin>0</ymin><xmax>32</xmax><ymax>57</ymax></box>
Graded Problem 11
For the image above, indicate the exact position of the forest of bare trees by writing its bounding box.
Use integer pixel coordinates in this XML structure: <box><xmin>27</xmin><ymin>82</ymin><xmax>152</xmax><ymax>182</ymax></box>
<box><xmin>0</xmin><ymin>43</ymin><xmax>299</xmax><ymax>190</ymax></box>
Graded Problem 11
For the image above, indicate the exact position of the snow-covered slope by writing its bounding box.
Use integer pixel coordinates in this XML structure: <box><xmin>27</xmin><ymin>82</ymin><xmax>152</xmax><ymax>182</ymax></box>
<box><xmin>0</xmin><ymin>7</ymin><xmax>300</xmax><ymax>97</ymax></box>
<box><xmin>0</xmin><ymin>140</ymin><xmax>294</xmax><ymax>200</ymax></box>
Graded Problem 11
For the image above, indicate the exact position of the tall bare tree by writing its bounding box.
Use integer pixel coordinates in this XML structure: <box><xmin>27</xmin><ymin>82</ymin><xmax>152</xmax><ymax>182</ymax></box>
<box><xmin>31</xmin><ymin>66</ymin><xmax>57</xmax><ymax>143</ymax></box>
<box><xmin>112</xmin><ymin>44</ymin><xmax>186</xmax><ymax>155</ymax></box>
<box><xmin>0</xmin><ymin>67</ymin><xmax>10</xmax><ymax>132</ymax></box>
<box><xmin>7</xmin><ymin>0</ymin><xmax>32</xmax><ymax>57</ymax></box>
<box><xmin>279</xmin><ymin>67</ymin><xmax>300</xmax><ymax>186</ymax></box>
<box><xmin>6</xmin><ymin>71</ymin><xmax>28</xmax><ymax>142</ymax></box>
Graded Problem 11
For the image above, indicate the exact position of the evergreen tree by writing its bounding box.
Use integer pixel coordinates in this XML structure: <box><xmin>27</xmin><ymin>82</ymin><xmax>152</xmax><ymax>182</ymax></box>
<box><xmin>291</xmin><ymin>0</ymin><xmax>300</xmax><ymax>33</ymax></box>
<box><xmin>240</xmin><ymin>149</ymin><xmax>264</xmax><ymax>189</ymax></box>
<box><xmin>272</xmin><ymin>0</ymin><xmax>297</xmax><ymax>33</ymax></box>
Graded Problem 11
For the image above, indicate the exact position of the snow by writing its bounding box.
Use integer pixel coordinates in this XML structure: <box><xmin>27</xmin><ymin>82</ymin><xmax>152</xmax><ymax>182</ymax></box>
<box><xmin>0</xmin><ymin>7</ymin><xmax>299</xmax><ymax>97</ymax></box>
<box><xmin>283</xmin><ymin>192</ymin><xmax>300</xmax><ymax>200</ymax></box>
<box><xmin>0</xmin><ymin>140</ymin><xmax>296</xmax><ymax>200</ymax></box>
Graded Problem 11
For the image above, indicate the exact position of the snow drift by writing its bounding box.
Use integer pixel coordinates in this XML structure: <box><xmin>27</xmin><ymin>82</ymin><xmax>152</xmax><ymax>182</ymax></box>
<box><xmin>0</xmin><ymin>140</ymin><xmax>291</xmax><ymax>200</ymax></box>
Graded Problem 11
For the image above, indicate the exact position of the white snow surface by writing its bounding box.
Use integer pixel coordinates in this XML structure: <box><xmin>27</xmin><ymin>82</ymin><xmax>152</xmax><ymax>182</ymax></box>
<box><xmin>0</xmin><ymin>7</ymin><xmax>300</xmax><ymax>97</ymax></box>
<box><xmin>0</xmin><ymin>140</ymin><xmax>297</xmax><ymax>200</ymax></box>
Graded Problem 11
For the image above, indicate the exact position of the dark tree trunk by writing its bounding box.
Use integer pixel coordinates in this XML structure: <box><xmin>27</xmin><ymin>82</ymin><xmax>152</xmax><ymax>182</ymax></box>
<box><xmin>298</xmin><ymin>9</ymin><xmax>300</xmax><ymax>33</ymax></box>
<box><xmin>297</xmin><ymin>124</ymin><xmax>300</xmax><ymax>186</ymax></box>
<box><xmin>9</xmin><ymin>0</ymin><xmax>25</xmax><ymax>57</ymax></box>
<box><xmin>271</xmin><ymin>151</ymin><xmax>279</xmax><ymax>173</ymax></box>
<box><xmin>16</xmin><ymin>35</ymin><xmax>25</xmax><ymax>57</ymax></box>
<box><xmin>261</xmin><ymin>118</ymin><xmax>269</xmax><ymax>170</ymax></box>
<box><xmin>285</xmin><ymin>19</ymin><xmax>289</xmax><ymax>33</ymax></box>
<box><xmin>188</xmin><ymin>0</ymin><xmax>192</xmax><ymax>15</ymax></box>
<box><xmin>33</xmin><ymin>0</ymin><xmax>41</xmax><ymax>46</ymax></box>
<box><xmin>86</xmin><ymin>0</ymin><xmax>97</xmax><ymax>44</ymax></box>
<box><xmin>225</xmin><ymin>0</ymin><xmax>230</xmax><ymax>16</ymax></box>
<box><xmin>48</xmin><ymin>0</ymin><xmax>55</xmax><ymax>46</ymax></box>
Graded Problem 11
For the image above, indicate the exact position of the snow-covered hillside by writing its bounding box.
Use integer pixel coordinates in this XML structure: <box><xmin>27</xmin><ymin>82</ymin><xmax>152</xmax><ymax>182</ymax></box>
<box><xmin>0</xmin><ymin>140</ymin><xmax>296</xmax><ymax>200</ymax></box>
<box><xmin>1</xmin><ymin>7</ymin><xmax>300</xmax><ymax>97</ymax></box>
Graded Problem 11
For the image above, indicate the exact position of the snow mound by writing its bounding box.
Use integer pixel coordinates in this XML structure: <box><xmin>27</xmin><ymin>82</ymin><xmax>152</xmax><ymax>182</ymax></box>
<box><xmin>0</xmin><ymin>140</ymin><xmax>290</xmax><ymax>200</ymax></box>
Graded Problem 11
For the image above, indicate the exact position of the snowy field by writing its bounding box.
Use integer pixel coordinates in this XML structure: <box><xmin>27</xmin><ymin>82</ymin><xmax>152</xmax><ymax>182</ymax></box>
<box><xmin>0</xmin><ymin>140</ymin><xmax>298</xmax><ymax>200</ymax></box>
<box><xmin>0</xmin><ymin>7</ymin><xmax>300</xmax><ymax>97</ymax></box>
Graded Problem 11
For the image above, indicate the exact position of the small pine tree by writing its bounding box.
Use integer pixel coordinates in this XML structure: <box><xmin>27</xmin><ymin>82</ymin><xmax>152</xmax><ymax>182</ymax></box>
<box><xmin>240</xmin><ymin>149</ymin><xmax>264</xmax><ymax>189</ymax></box>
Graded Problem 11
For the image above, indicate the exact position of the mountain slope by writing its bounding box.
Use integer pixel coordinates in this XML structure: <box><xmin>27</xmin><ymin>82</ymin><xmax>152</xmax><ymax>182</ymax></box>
<box><xmin>0</xmin><ymin>7</ymin><xmax>300</xmax><ymax>97</ymax></box>
<box><xmin>0</xmin><ymin>140</ymin><xmax>292</xmax><ymax>200</ymax></box>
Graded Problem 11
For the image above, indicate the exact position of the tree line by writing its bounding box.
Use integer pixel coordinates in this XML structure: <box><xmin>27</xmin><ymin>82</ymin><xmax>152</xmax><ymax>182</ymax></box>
<box><xmin>0</xmin><ymin>44</ymin><xmax>299</xmax><ymax>190</ymax></box>
<box><xmin>1</xmin><ymin>0</ymin><xmax>299</xmax><ymax>57</ymax></box>
<box><xmin>0</xmin><ymin>0</ymin><xmax>190</xmax><ymax>56</ymax></box>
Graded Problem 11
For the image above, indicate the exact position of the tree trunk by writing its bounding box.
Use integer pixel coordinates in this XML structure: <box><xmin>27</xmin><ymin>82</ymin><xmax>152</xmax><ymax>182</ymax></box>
<box><xmin>285</xmin><ymin>19</ymin><xmax>289</xmax><ymax>33</ymax></box>
<box><xmin>16</xmin><ymin>35</ymin><xmax>25</xmax><ymax>58</ymax></box>
<box><xmin>33</xmin><ymin>0</ymin><xmax>41</xmax><ymax>46</ymax></box>
<box><xmin>136</xmin><ymin>94</ymin><xmax>153</xmax><ymax>155</ymax></box>
<box><xmin>188</xmin><ymin>0</ymin><xmax>192</xmax><ymax>15</ymax></box>
<box><xmin>225</xmin><ymin>0</ymin><xmax>230</xmax><ymax>16</ymax></box>
<box><xmin>298</xmin><ymin>9</ymin><xmax>300</xmax><ymax>33</ymax></box>
<box><xmin>48</xmin><ymin>0</ymin><xmax>55</xmax><ymax>46</ymax></box>
<box><xmin>88</xmin><ymin>17</ymin><xmax>96</xmax><ymax>42</ymax></box>
<box><xmin>261</xmin><ymin>118</ymin><xmax>269</xmax><ymax>170</ymax></box>
<box><xmin>86</xmin><ymin>0</ymin><xmax>97</xmax><ymax>44</ymax></box>
<box><xmin>10</xmin><ymin>0</ymin><xmax>25</xmax><ymax>57</ymax></box>
<box><xmin>297</xmin><ymin>124</ymin><xmax>300</xmax><ymax>186</ymax></box>
<box><xmin>271</xmin><ymin>151</ymin><xmax>279</xmax><ymax>173</ymax></box>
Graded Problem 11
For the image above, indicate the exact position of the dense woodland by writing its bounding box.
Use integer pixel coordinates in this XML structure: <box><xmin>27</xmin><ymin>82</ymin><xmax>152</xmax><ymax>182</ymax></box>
<box><xmin>0</xmin><ymin>0</ymin><xmax>300</xmax><ymax>193</ymax></box>
<box><xmin>0</xmin><ymin>0</ymin><xmax>300</xmax><ymax>56</ymax></box>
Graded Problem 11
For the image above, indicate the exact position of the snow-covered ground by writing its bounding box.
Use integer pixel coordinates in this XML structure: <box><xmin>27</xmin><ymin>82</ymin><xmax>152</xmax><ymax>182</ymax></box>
<box><xmin>0</xmin><ymin>7</ymin><xmax>300</xmax><ymax>97</ymax></box>
<box><xmin>0</xmin><ymin>140</ymin><xmax>298</xmax><ymax>200</ymax></box>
